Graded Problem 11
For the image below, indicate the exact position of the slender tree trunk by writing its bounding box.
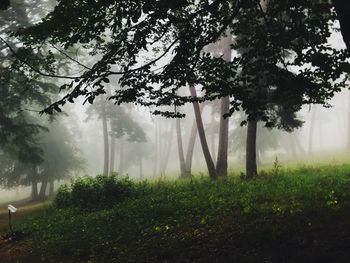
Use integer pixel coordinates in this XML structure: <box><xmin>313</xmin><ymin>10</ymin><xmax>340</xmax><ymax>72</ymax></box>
<box><xmin>246</xmin><ymin>119</ymin><xmax>258</xmax><ymax>179</ymax></box>
<box><xmin>216</xmin><ymin>96</ymin><xmax>230</xmax><ymax>177</ymax></box>
<box><xmin>289</xmin><ymin>134</ymin><xmax>297</xmax><ymax>159</ymax></box>
<box><xmin>139</xmin><ymin>151</ymin><xmax>144</xmax><ymax>180</ymax></box>
<box><xmin>31</xmin><ymin>180</ymin><xmax>38</xmax><ymax>200</ymax></box>
<box><xmin>153</xmin><ymin>119</ymin><xmax>159</xmax><ymax>177</ymax></box>
<box><xmin>347</xmin><ymin>91</ymin><xmax>350</xmax><ymax>151</ymax></box>
<box><xmin>211</xmin><ymin>106</ymin><xmax>217</xmax><ymax>162</ymax></box>
<box><xmin>294</xmin><ymin>133</ymin><xmax>305</xmax><ymax>155</ymax></box>
<box><xmin>333</xmin><ymin>0</ymin><xmax>350</xmax><ymax>53</ymax></box>
<box><xmin>184</xmin><ymin>103</ymin><xmax>205</xmax><ymax>177</ymax></box>
<box><xmin>160</xmin><ymin>122</ymin><xmax>175</xmax><ymax>175</ymax></box>
<box><xmin>109</xmin><ymin>136</ymin><xmax>116</xmax><ymax>175</ymax></box>
<box><xmin>216</xmin><ymin>34</ymin><xmax>232</xmax><ymax>178</ymax></box>
<box><xmin>176</xmin><ymin>117</ymin><xmax>187</xmax><ymax>177</ymax></box>
<box><xmin>119</xmin><ymin>139</ymin><xmax>124</xmax><ymax>175</ymax></box>
<box><xmin>49</xmin><ymin>179</ymin><xmax>54</xmax><ymax>197</ymax></box>
<box><xmin>39</xmin><ymin>178</ymin><xmax>48</xmax><ymax>199</ymax></box>
<box><xmin>189</xmin><ymin>85</ymin><xmax>217</xmax><ymax>180</ymax></box>
<box><xmin>308</xmin><ymin>106</ymin><xmax>316</xmax><ymax>154</ymax></box>
<box><xmin>157</xmin><ymin>120</ymin><xmax>163</xmax><ymax>175</ymax></box>
<box><xmin>101</xmin><ymin>102</ymin><xmax>109</xmax><ymax>175</ymax></box>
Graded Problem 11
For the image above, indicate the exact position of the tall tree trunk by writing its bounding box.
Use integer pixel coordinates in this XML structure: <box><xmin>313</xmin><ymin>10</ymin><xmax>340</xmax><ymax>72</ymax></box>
<box><xmin>119</xmin><ymin>139</ymin><xmax>124</xmax><ymax>175</ymax></box>
<box><xmin>347</xmin><ymin>91</ymin><xmax>350</xmax><ymax>151</ymax></box>
<box><xmin>216</xmin><ymin>96</ymin><xmax>230</xmax><ymax>177</ymax></box>
<box><xmin>293</xmin><ymin>132</ymin><xmax>305</xmax><ymax>155</ymax></box>
<box><xmin>189</xmin><ymin>85</ymin><xmax>217</xmax><ymax>180</ymax></box>
<box><xmin>101</xmin><ymin>102</ymin><xmax>109</xmax><ymax>175</ymax></box>
<box><xmin>333</xmin><ymin>0</ymin><xmax>350</xmax><ymax>53</ymax></box>
<box><xmin>160</xmin><ymin>121</ymin><xmax>175</xmax><ymax>175</ymax></box>
<box><xmin>176</xmin><ymin>117</ymin><xmax>187</xmax><ymax>177</ymax></box>
<box><xmin>109</xmin><ymin>136</ymin><xmax>116</xmax><ymax>175</ymax></box>
<box><xmin>211</xmin><ymin>106</ymin><xmax>217</xmax><ymax>162</ymax></box>
<box><xmin>184</xmin><ymin>103</ymin><xmax>205</xmax><ymax>177</ymax></box>
<box><xmin>246</xmin><ymin>119</ymin><xmax>258</xmax><ymax>179</ymax></box>
<box><xmin>216</xmin><ymin>34</ymin><xmax>232</xmax><ymax>178</ymax></box>
<box><xmin>308</xmin><ymin>106</ymin><xmax>316</xmax><ymax>154</ymax></box>
<box><xmin>31</xmin><ymin>180</ymin><xmax>38</xmax><ymax>200</ymax></box>
<box><xmin>139</xmin><ymin>151</ymin><xmax>144</xmax><ymax>180</ymax></box>
<box><xmin>153</xmin><ymin>118</ymin><xmax>159</xmax><ymax>177</ymax></box>
<box><xmin>289</xmin><ymin>134</ymin><xmax>297</xmax><ymax>159</ymax></box>
<box><xmin>39</xmin><ymin>178</ymin><xmax>48</xmax><ymax>199</ymax></box>
<box><xmin>49</xmin><ymin>179</ymin><xmax>54</xmax><ymax>197</ymax></box>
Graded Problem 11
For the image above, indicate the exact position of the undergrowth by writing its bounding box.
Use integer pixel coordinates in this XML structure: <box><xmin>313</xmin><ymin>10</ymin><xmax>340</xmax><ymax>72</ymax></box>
<box><xmin>11</xmin><ymin>163</ymin><xmax>350</xmax><ymax>262</ymax></box>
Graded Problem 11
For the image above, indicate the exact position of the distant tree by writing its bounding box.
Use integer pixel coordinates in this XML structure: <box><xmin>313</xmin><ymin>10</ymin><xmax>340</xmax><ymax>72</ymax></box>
<box><xmin>12</xmin><ymin>0</ymin><xmax>349</xmax><ymax>179</ymax></box>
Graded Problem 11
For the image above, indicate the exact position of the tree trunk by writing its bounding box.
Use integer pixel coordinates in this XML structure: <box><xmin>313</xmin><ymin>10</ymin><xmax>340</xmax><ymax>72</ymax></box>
<box><xmin>347</xmin><ymin>91</ymin><xmax>350</xmax><ymax>151</ymax></box>
<box><xmin>333</xmin><ymin>0</ymin><xmax>350</xmax><ymax>53</ymax></box>
<box><xmin>39</xmin><ymin>178</ymin><xmax>48</xmax><ymax>199</ymax></box>
<box><xmin>246</xmin><ymin>119</ymin><xmax>258</xmax><ymax>179</ymax></box>
<box><xmin>308</xmin><ymin>106</ymin><xmax>316</xmax><ymax>154</ymax></box>
<box><xmin>289</xmin><ymin>134</ymin><xmax>297</xmax><ymax>159</ymax></box>
<box><xmin>31</xmin><ymin>180</ymin><xmax>38</xmax><ymax>200</ymax></box>
<box><xmin>119</xmin><ymin>139</ymin><xmax>124</xmax><ymax>175</ymax></box>
<box><xmin>153</xmin><ymin>119</ymin><xmax>159</xmax><ymax>177</ymax></box>
<box><xmin>184</xmin><ymin>103</ymin><xmax>205</xmax><ymax>177</ymax></box>
<box><xmin>160</xmin><ymin>121</ymin><xmax>175</xmax><ymax>176</ymax></box>
<box><xmin>109</xmin><ymin>135</ymin><xmax>116</xmax><ymax>175</ymax></box>
<box><xmin>176</xmin><ymin>117</ymin><xmax>187</xmax><ymax>177</ymax></box>
<box><xmin>211</xmin><ymin>106</ymin><xmax>217</xmax><ymax>162</ymax></box>
<box><xmin>294</xmin><ymin>132</ymin><xmax>305</xmax><ymax>155</ymax></box>
<box><xmin>139</xmin><ymin>151</ymin><xmax>144</xmax><ymax>180</ymax></box>
<box><xmin>216</xmin><ymin>96</ymin><xmax>230</xmax><ymax>177</ymax></box>
<box><xmin>216</xmin><ymin>34</ymin><xmax>232</xmax><ymax>178</ymax></box>
<box><xmin>189</xmin><ymin>85</ymin><xmax>217</xmax><ymax>180</ymax></box>
<box><xmin>49</xmin><ymin>179</ymin><xmax>54</xmax><ymax>197</ymax></box>
<box><xmin>101</xmin><ymin>102</ymin><xmax>109</xmax><ymax>175</ymax></box>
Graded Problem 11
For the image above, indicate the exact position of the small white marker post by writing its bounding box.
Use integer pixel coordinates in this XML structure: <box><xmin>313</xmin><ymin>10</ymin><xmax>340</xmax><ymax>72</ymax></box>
<box><xmin>8</xmin><ymin>204</ymin><xmax>17</xmax><ymax>235</ymax></box>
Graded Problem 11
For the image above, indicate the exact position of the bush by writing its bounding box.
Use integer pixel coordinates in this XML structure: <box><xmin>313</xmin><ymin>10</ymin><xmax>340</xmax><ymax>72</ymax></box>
<box><xmin>54</xmin><ymin>174</ymin><xmax>135</xmax><ymax>210</ymax></box>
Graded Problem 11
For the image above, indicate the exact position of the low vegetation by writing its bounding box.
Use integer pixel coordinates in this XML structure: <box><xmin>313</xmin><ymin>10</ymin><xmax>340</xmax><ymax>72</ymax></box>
<box><xmin>3</xmin><ymin>164</ymin><xmax>350</xmax><ymax>262</ymax></box>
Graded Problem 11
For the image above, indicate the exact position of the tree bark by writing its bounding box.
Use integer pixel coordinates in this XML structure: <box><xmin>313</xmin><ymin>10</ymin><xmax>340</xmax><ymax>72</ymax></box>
<box><xmin>39</xmin><ymin>177</ymin><xmax>48</xmax><ymax>199</ymax></box>
<box><xmin>31</xmin><ymin>180</ymin><xmax>38</xmax><ymax>200</ymax></box>
<box><xmin>216</xmin><ymin>34</ymin><xmax>232</xmax><ymax>178</ymax></box>
<box><xmin>289</xmin><ymin>134</ymin><xmax>297</xmax><ymax>159</ymax></box>
<box><xmin>109</xmin><ymin>135</ymin><xmax>116</xmax><ymax>175</ymax></box>
<box><xmin>119</xmin><ymin>139</ymin><xmax>124</xmax><ymax>175</ymax></box>
<box><xmin>308</xmin><ymin>106</ymin><xmax>316</xmax><ymax>154</ymax></box>
<box><xmin>216</xmin><ymin>96</ymin><xmax>230</xmax><ymax>177</ymax></box>
<box><xmin>347</xmin><ymin>91</ymin><xmax>350</xmax><ymax>151</ymax></box>
<box><xmin>333</xmin><ymin>0</ymin><xmax>350</xmax><ymax>53</ymax></box>
<box><xmin>184</xmin><ymin>103</ymin><xmax>205</xmax><ymax>177</ymax></box>
<box><xmin>176</xmin><ymin>117</ymin><xmax>187</xmax><ymax>177</ymax></box>
<box><xmin>211</xmin><ymin>106</ymin><xmax>217</xmax><ymax>162</ymax></box>
<box><xmin>49</xmin><ymin>179</ymin><xmax>54</xmax><ymax>197</ymax></box>
<box><xmin>246</xmin><ymin>119</ymin><xmax>258</xmax><ymax>179</ymax></box>
<box><xmin>153</xmin><ymin>118</ymin><xmax>159</xmax><ymax>177</ymax></box>
<box><xmin>160</xmin><ymin>121</ymin><xmax>175</xmax><ymax>176</ymax></box>
<box><xmin>101</xmin><ymin>102</ymin><xmax>109</xmax><ymax>175</ymax></box>
<box><xmin>189</xmin><ymin>85</ymin><xmax>217</xmax><ymax>180</ymax></box>
<box><xmin>139</xmin><ymin>151</ymin><xmax>144</xmax><ymax>180</ymax></box>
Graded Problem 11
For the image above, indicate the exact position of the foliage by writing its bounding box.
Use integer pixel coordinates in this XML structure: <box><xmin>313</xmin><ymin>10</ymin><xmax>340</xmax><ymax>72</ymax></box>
<box><xmin>54</xmin><ymin>174</ymin><xmax>135</xmax><ymax>210</ymax></box>
<box><xmin>13</xmin><ymin>0</ymin><xmax>349</xmax><ymax>124</ymax></box>
<box><xmin>12</xmin><ymin>164</ymin><xmax>350</xmax><ymax>262</ymax></box>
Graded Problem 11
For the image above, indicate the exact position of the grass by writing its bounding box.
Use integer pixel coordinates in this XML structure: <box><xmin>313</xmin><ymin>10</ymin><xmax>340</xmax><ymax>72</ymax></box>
<box><xmin>3</xmin><ymin>163</ymin><xmax>350</xmax><ymax>262</ymax></box>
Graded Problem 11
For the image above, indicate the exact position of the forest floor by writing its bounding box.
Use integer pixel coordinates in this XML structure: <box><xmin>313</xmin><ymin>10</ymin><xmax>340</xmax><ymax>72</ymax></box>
<box><xmin>2</xmin><ymin>164</ymin><xmax>350</xmax><ymax>262</ymax></box>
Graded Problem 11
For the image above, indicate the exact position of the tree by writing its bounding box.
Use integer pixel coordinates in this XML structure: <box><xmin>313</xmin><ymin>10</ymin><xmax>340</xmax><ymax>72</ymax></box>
<box><xmin>13</xmin><ymin>0</ymin><xmax>349</xmax><ymax>179</ymax></box>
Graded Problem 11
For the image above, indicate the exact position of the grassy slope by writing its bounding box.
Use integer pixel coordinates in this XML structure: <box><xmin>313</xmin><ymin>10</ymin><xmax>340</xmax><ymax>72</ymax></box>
<box><xmin>3</xmin><ymin>164</ymin><xmax>350</xmax><ymax>262</ymax></box>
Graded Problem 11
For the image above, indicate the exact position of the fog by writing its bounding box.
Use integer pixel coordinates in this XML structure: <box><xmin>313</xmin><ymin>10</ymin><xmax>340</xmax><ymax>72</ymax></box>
<box><xmin>1</xmin><ymin>0</ymin><xmax>349</xmax><ymax>204</ymax></box>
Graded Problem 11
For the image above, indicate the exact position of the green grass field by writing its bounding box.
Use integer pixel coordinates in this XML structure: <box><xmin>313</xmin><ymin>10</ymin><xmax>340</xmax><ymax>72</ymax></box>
<box><xmin>2</xmin><ymin>163</ymin><xmax>350</xmax><ymax>262</ymax></box>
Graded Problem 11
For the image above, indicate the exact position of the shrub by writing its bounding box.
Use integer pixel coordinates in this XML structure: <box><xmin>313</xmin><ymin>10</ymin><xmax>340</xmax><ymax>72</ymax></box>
<box><xmin>54</xmin><ymin>174</ymin><xmax>135</xmax><ymax>210</ymax></box>
<box><xmin>53</xmin><ymin>184</ymin><xmax>72</xmax><ymax>208</ymax></box>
